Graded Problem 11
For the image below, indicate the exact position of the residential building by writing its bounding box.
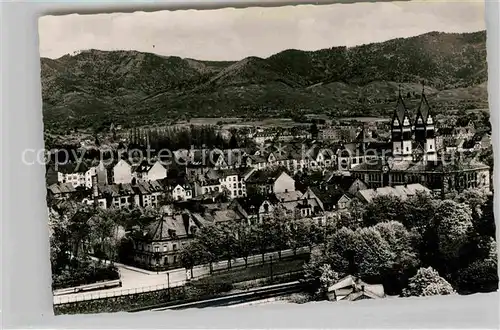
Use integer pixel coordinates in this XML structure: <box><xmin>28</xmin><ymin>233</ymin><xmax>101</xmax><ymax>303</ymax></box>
<box><xmin>132</xmin><ymin>211</ymin><xmax>202</xmax><ymax>270</ymax></box>
<box><xmin>56</xmin><ymin>163</ymin><xmax>90</xmax><ymax>188</ymax></box>
<box><xmin>113</xmin><ymin>159</ymin><xmax>133</xmax><ymax>184</ymax></box>
<box><xmin>132</xmin><ymin>160</ymin><xmax>168</xmax><ymax>183</ymax></box>
<box><xmin>246</xmin><ymin>168</ymin><xmax>295</xmax><ymax>194</ymax></box>
<box><xmin>47</xmin><ymin>182</ymin><xmax>79</xmax><ymax>200</ymax></box>
<box><xmin>89</xmin><ymin>180</ymin><xmax>165</xmax><ymax>209</ymax></box>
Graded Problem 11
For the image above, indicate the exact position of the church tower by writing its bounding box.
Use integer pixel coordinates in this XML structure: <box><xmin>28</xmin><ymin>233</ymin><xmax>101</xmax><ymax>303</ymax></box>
<box><xmin>414</xmin><ymin>83</ymin><xmax>437</xmax><ymax>162</ymax></box>
<box><xmin>391</xmin><ymin>87</ymin><xmax>412</xmax><ymax>161</ymax></box>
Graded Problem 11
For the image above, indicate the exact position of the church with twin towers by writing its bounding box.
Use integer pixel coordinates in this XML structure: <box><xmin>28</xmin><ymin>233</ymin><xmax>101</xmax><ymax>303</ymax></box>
<box><xmin>349</xmin><ymin>84</ymin><xmax>490</xmax><ymax>195</ymax></box>
<box><xmin>391</xmin><ymin>85</ymin><xmax>437</xmax><ymax>162</ymax></box>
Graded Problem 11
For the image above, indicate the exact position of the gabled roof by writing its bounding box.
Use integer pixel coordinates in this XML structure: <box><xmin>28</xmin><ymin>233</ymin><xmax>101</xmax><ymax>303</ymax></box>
<box><xmin>275</xmin><ymin>191</ymin><xmax>303</xmax><ymax>202</ymax></box>
<box><xmin>158</xmin><ymin>176</ymin><xmax>189</xmax><ymax>189</ymax></box>
<box><xmin>203</xmin><ymin>209</ymin><xmax>246</xmax><ymax>223</ymax></box>
<box><xmin>415</xmin><ymin>90</ymin><xmax>432</xmax><ymax>125</ymax></box>
<box><xmin>56</xmin><ymin>162</ymin><xmax>90</xmax><ymax>174</ymax></box>
<box><xmin>146</xmin><ymin>212</ymin><xmax>198</xmax><ymax>241</ymax></box>
<box><xmin>356</xmin><ymin>184</ymin><xmax>430</xmax><ymax>203</ymax></box>
<box><xmin>131</xmin><ymin>160</ymin><xmax>154</xmax><ymax>173</ymax></box>
<box><xmin>393</xmin><ymin>91</ymin><xmax>411</xmax><ymax>127</ymax></box>
<box><xmin>97</xmin><ymin>180</ymin><xmax>165</xmax><ymax>197</ymax></box>
<box><xmin>355</xmin><ymin>127</ymin><xmax>378</xmax><ymax>144</ymax></box>
<box><xmin>235</xmin><ymin>195</ymin><xmax>268</xmax><ymax>214</ymax></box>
<box><xmin>246</xmin><ymin>167</ymin><xmax>290</xmax><ymax>184</ymax></box>
<box><xmin>309</xmin><ymin>187</ymin><xmax>345</xmax><ymax>206</ymax></box>
<box><xmin>48</xmin><ymin>182</ymin><xmax>77</xmax><ymax>195</ymax></box>
<box><xmin>327</xmin><ymin>275</ymin><xmax>385</xmax><ymax>301</ymax></box>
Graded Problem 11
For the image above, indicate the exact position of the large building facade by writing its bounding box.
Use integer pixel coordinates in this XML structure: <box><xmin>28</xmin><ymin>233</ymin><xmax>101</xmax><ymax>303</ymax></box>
<box><xmin>350</xmin><ymin>87</ymin><xmax>490</xmax><ymax>196</ymax></box>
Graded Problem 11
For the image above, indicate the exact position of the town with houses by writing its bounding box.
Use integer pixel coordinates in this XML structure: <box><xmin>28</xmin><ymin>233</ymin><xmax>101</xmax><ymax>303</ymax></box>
<box><xmin>45</xmin><ymin>84</ymin><xmax>496</xmax><ymax>313</ymax></box>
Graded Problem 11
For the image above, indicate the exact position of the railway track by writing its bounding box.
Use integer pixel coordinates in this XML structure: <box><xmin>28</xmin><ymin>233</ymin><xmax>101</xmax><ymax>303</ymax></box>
<box><xmin>133</xmin><ymin>281</ymin><xmax>305</xmax><ymax>312</ymax></box>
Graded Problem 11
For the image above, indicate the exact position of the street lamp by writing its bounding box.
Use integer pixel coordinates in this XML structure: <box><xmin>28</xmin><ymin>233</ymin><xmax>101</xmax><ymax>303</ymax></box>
<box><xmin>269</xmin><ymin>255</ymin><xmax>274</xmax><ymax>282</ymax></box>
<box><xmin>166</xmin><ymin>272</ymin><xmax>171</xmax><ymax>300</ymax></box>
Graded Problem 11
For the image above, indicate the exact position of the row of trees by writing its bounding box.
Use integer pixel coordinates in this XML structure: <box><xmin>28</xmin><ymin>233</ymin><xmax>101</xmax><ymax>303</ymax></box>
<box><xmin>126</xmin><ymin>125</ymin><xmax>253</xmax><ymax>151</ymax></box>
<box><xmin>179</xmin><ymin>209</ymin><xmax>328</xmax><ymax>275</ymax></box>
<box><xmin>302</xmin><ymin>188</ymin><xmax>497</xmax><ymax>299</ymax></box>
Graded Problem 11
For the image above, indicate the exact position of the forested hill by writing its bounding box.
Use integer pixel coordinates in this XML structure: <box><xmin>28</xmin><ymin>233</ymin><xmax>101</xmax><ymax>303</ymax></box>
<box><xmin>41</xmin><ymin>30</ymin><xmax>488</xmax><ymax>132</ymax></box>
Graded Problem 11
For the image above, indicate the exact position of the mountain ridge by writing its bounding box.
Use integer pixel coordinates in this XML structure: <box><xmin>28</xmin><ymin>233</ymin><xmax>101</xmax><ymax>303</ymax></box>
<box><xmin>40</xmin><ymin>30</ymin><xmax>488</xmax><ymax>132</ymax></box>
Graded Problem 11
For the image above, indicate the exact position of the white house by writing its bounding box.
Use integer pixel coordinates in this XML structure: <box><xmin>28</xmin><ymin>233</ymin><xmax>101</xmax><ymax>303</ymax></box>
<box><xmin>171</xmin><ymin>184</ymin><xmax>193</xmax><ymax>201</ymax></box>
<box><xmin>146</xmin><ymin>161</ymin><xmax>168</xmax><ymax>181</ymax></box>
<box><xmin>132</xmin><ymin>160</ymin><xmax>168</xmax><ymax>183</ymax></box>
<box><xmin>113</xmin><ymin>159</ymin><xmax>133</xmax><ymax>184</ymax></box>
<box><xmin>273</xmin><ymin>172</ymin><xmax>295</xmax><ymax>193</ymax></box>
<box><xmin>218</xmin><ymin>169</ymin><xmax>247</xmax><ymax>199</ymax></box>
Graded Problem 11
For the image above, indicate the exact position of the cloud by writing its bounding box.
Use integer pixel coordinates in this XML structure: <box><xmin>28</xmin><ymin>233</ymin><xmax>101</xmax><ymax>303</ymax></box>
<box><xmin>38</xmin><ymin>0</ymin><xmax>485</xmax><ymax>60</ymax></box>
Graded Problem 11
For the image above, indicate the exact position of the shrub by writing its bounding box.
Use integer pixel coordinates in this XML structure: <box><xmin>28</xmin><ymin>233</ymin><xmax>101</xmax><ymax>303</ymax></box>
<box><xmin>455</xmin><ymin>259</ymin><xmax>498</xmax><ymax>294</ymax></box>
<box><xmin>52</xmin><ymin>263</ymin><xmax>119</xmax><ymax>290</ymax></box>
<box><xmin>401</xmin><ymin>267</ymin><xmax>455</xmax><ymax>297</ymax></box>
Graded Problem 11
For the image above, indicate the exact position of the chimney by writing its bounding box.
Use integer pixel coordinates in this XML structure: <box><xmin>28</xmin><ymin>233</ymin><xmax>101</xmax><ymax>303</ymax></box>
<box><xmin>361</xmin><ymin>285</ymin><xmax>365</xmax><ymax>292</ymax></box>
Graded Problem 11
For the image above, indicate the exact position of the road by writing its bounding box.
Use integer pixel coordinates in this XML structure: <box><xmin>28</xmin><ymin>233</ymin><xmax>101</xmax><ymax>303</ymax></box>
<box><xmin>53</xmin><ymin>247</ymin><xmax>311</xmax><ymax>305</ymax></box>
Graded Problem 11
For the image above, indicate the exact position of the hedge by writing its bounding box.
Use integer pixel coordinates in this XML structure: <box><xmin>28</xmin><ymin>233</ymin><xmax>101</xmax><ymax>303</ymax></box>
<box><xmin>53</xmin><ymin>264</ymin><xmax>120</xmax><ymax>290</ymax></box>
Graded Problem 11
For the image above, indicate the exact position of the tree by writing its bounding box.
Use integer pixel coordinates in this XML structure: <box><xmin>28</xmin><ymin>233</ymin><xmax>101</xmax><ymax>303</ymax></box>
<box><xmin>362</xmin><ymin>195</ymin><xmax>405</xmax><ymax>226</ymax></box>
<box><xmin>49</xmin><ymin>201</ymin><xmax>97</xmax><ymax>273</ymax></box>
<box><xmin>90</xmin><ymin>208</ymin><xmax>118</xmax><ymax>262</ymax></box>
<box><xmin>374</xmin><ymin>221</ymin><xmax>420</xmax><ymax>293</ymax></box>
<box><xmin>269</xmin><ymin>209</ymin><xmax>292</xmax><ymax>259</ymax></box>
<box><xmin>220</xmin><ymin>224</ymin><xmax>238</xmax><ymax>269</ymax></box>
<box><xmin>324</xmin><ymin>227</ymin><xmax>358</xmax><ymax>276</ymax></box>
<box><xmin>353</xmin><ymin>226</ymin><xmax>396</xmax><ymax>281</ymax></box>
<box><xmin>302</xmin><ymin>246</ymin><xmax>341</xmax><ymax>300</ymax></box>
<box><xmin>316</xmin><ymin>264</ymin><xmax>340</xmax><ymax>300</ymax></box>
<box><xmin>252</xmin><ymin>224</ymin><xmax>268</xmax><ymax>264</ymax></box>
<box><xmin>65</xmin><ymin>203</ymin><xmax>96</xmax><ymax>261</ymax></box>
<box><xmin>455</xmin><ymin>258</ymin><xmax>498</xmax><ymax>294</ymax></box>
<box><xmin>289</xmin><ymin>220</ymin><xmax>309</xmax><ymax>255</ymax></box>
<box><xmin>310</xmin><ymin>123</ymin><xmax>319</xmax><ymax>138</ymax></box>
<box><xmin>179</xmin><ymin>240</ymin><xmax>208</xmax><ymax>278</ymax></box>
<box><xmin>453</xmin><ymin>188</ymin><xmax>488</xmax><ymax>222</ymax></box>
<box><xmin>401</xmin><ymin>267</ymin><xmax>456</xmax><ymax>297</ymax></box>
<box><xmin>434</xmin><ymin>200</ymin><xmax>473</xmax><ymax>260</ymax></box>
<box><xmin>234</xmin><ymin>223</ymin><xmax>257</xmax><ymax>267</ymax></box>
<box><xmin>196</xmin><ymin>224</ymin><xmax>225</xmax><ymax>273</ymax></box>
<box><xmin>475</xmin><ymin>194</ymin><xmax>495</xmax><ymax>238</ymax></box>
<box><xmin>403</xmin><ymin>191</ymin><xmax>438</xmax><ymax>231</ymax></box>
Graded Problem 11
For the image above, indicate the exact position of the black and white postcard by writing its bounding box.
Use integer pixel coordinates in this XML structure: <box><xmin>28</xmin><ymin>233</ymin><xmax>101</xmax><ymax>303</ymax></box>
<box><xmin>37</xmin><ymin>0</ymin><xmax>497</xmax><ymax>315</ymax></box>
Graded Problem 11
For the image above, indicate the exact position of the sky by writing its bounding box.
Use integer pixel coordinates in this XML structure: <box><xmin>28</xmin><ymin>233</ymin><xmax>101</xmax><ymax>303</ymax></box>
<box><xmin>38</xmin><ymin>0</ymin><xmax>486</xmax><ymax>61</ymax></box>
